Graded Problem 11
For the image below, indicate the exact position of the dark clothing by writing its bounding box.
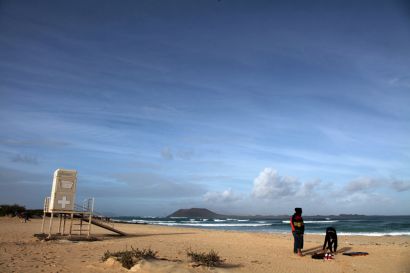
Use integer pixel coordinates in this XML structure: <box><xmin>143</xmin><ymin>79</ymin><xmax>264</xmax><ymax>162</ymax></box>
<box><xmin>290</xmin><ymin>214</ymin><xmax>305</xmax><ymax>235</ymax></box>
<box><xmin>290</xmin><ymin>212</ymin><xmax>304</xmax><ymax>253</ymax></box>
<box><xmin>293</xmin><ymin>232</ymin><xmax>304</xmax><ymax>253</ymax></box>
<box><xmin>323</xmin><ymin>227</ymin><xmax>337</xmax><ymax>252</ymax></box>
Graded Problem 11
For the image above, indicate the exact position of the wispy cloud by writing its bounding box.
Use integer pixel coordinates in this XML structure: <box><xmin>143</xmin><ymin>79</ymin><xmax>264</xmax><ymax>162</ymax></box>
<box><xmin>390</xmin><ymin>179</ymin><xmax>410</xmax><ymax>192</ymax></box>
<box><xmin>203</xmin><ymin>188</ymin><xmax>242</xmax><ymax>203</ymax></box>
<box><xmin>108</xmin><ymin>172</ymin><xmax>206</xmax><ymax>198</ymax></box>
<box><xmin>161</xmin><ymin>147</ymin><xmax>173</xmax><ymax>160</ymax></box>
<box><xmin>345</xmin><ymin>177</ymin><xmax>410</xmax><ymax>193</ymax></box>
<box><xmin>345</xmin><ymin>177</ymin><xmax>382</xmax><ymax>193</ymax></box>
<box><xmin>0</xmin><ymin>138</ymin><xmax>70</xmax><ymax>148</ymax></box>
<box><xmin>318</xmin><ymin>126</ymin><xmax>357</xmax><ymax>143</ymax></box>
<box><xmin>10</xmin><ymin>154</ymin><xmax>38</xmax><ymax>165</ymax></box>
<box><xmin>297</xmin><ymin>179</ymin><xmax>321</xmax><ymax>198</ymax></box>
<box><xmin>388</xmin><ymin>76</ymin><xmax>410</xmax><ymax>88</ymax></box>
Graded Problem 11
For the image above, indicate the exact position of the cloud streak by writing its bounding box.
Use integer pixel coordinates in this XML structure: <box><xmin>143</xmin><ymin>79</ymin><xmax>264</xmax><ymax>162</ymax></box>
<box><xmin>10</xmin><ymin>154</ymin><xmax>38</xmax><ymax>165</ymax></box>
<box><xmin>203</xmin><ymin>188</ymin><xmax>242</xmax><ymax>203</ymax></box>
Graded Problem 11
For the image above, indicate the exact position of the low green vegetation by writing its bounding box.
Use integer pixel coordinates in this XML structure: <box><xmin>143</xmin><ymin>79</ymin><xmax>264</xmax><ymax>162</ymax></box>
<box><xmin>0</xmin><ymin>204</ymin><xmax>43</xmax><ymax>218</ymax></box>
<box><xmin>0</xmin><ymin>204</ymin><xmax>25</xmax><ymax>216</ymax></box>
<box><xmin>101</xmin><ymin>246</ymin><xmax>158</xmax><ymax>269</ymax></box>
<box><xmin>186</xmin><ymin>248</ymin><xmax>224</xmax><ymax>267</ymax></box>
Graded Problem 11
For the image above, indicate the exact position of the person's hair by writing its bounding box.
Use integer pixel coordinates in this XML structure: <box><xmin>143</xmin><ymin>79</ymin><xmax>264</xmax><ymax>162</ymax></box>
<box><xmin>295</xmin><ymin>208</ymin><xmax>302</xmax><ymax>214</ymax></box>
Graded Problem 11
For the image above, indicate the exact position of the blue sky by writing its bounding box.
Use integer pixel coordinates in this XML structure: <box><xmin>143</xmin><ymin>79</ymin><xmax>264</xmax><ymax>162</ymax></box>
<box><xmin>1</xmin><ymin>0</ymin><xmax>409</xmax><ymax>216</ymax></box>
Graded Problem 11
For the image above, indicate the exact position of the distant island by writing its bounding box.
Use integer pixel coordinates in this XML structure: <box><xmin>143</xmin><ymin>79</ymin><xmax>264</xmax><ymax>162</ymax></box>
<box><xmin>167</xmin><ymin>208</ymin><xmax>224</xmax><ymax>218</ymax></box>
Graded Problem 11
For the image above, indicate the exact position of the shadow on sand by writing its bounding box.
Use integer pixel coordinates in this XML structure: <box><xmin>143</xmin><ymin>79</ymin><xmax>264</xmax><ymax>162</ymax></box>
<box><xmin>130</xmin><ymin>232</ymin><xmax>196</xmax><ymax>238</ymax></box>
<box><xmin>218</xmin><ymin>263</ymin><xmax>243</xmax><ymax>269</ymax></box>
<box><xmin>34</xmin><ymin>231</ymin><xmax>196</xmax><ymax>242</ymax></box>
<box><xmin>302</xmin><ymin>245</ymin><xmax>323</xmax><ymax>255</ymax></box>
<box><xmin>302</xmin><ymin>245</ymin><xmax>352</xmax><ymax>256</ymax></box>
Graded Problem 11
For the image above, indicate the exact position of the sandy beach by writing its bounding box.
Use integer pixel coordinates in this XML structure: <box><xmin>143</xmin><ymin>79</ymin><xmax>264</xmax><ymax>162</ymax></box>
<box><xmin>0</xmin><ymin>217</ymin><xmax>409</xmax><ymax>273</ymax></box>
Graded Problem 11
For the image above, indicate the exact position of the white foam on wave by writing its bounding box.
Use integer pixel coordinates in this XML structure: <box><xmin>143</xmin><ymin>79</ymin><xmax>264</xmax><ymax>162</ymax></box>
<box><xmin>305</xmin><ymin>220</ymin><xmax>339</xmax><ymax>223</ymax></box>
<box><xmin>337</xmin><ymin>232</ymin><xmax>410</xmax><ymax>236</ymax></box>
<box><xmin>282</xmin><ymin>220</ymin><xmax>338</xmax><ymax>224</ymax></box>
<box><xmin>131</xmin><ymin>219</ymin><xmax>176</xmax><ymax>224</ymax></box>
<box><xmin>302</xmin><ymin>231</ymin><xmax>410</xmax><ymax>236</ymax></box>
<box><xmin>148</xmin><ymin>222</ymin><xmax>272</xmax><ymax>227</ymax></box>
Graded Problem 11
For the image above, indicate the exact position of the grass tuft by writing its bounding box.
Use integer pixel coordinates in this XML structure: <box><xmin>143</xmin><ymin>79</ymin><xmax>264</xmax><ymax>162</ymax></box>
<box><xmin>101</xmin><ymin>246</ymin><xmax>158</xmax><ymax>269</ymax></box>
<box><xmin>186</xmin><ymin>248</ymin><xmax>224</xmax><ymax>267</ymax></box>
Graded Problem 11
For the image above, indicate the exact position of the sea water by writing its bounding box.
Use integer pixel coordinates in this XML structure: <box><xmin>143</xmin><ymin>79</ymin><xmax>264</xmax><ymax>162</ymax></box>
<box><xmin>112</xmin><ymin>215</ymin><xmax>410</xmax><ymax>236</ymax></box>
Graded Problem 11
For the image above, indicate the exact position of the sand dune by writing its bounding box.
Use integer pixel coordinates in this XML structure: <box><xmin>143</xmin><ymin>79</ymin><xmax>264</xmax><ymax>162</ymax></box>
<box><xmin>0</xmin><ymin>217</ymin><xmax>409</xmax><ymax>273</ymax></box>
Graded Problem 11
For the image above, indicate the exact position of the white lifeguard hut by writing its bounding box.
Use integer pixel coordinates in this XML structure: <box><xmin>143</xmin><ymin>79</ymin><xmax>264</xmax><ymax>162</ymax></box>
<box><xmin>41</xmin><ymin>169</ymin><xmax>94</xmax><ymax>238</ymax></box>
<box><xmin>49</xmin><ymin>169</ymin><xmax>77</xmax><ymax>212</ymax></box>
<box><xmin>41</xmin><ymin>169</ymin><xmax>126</xmax><ymax>238</ymax></box>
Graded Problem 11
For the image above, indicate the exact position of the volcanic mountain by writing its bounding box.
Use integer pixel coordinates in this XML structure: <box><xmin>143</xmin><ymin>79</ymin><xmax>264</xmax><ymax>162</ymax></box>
<box><xmin>167</xmin><ymin>208</ymin><xmax>224</xmax><ymax>218</ymax></box>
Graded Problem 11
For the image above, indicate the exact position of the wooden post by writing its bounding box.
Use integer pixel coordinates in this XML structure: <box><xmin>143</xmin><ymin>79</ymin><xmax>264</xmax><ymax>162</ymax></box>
<box><xmin>58</xmin><ymin>213</ymin><xmax>62</xmax><ymax>234</ymax></box>
<box><xmin>41</xmin><ymin>197</ymin><xmax>49</xmax><ymax>234</ymax></box>
<box><xmin>62</xmin><ymin>214</ymin><xmax>66</xmax><ymax>235</ymax></box>
<box><xmin>41</xmin><ymin>211</ymin><xmax>46</xmax><ymax>233</ymax></box>
<box><xmin>69</xmin><ymin>213</ymin><xmax>74</xmax><ymax>237</ymax></box>
<box><xmin>47</xmin><ymin>213</ymin><xmax>54</xmax><ymax>238</ymax></box>
<box><xmin>87</xmin><ymin>213</ymin><xmax>92</xmax><ymax>237</ymax></box>
<box><xmin>79</xmin><ymin>217</ymin><xmax>83</xmax><ymax>235</ymax></box>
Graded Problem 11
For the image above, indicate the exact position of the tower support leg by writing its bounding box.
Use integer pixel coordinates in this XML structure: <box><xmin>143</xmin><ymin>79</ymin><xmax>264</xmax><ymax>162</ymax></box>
<box><xmin>69</xmin><ymin>213</ymin><xmax>74</xmax><ymax>237</ymax></box>
<box><xmin>47</xmin><ymin>213</ymin><xmax>54</xmax><ymax>239</ymax></box>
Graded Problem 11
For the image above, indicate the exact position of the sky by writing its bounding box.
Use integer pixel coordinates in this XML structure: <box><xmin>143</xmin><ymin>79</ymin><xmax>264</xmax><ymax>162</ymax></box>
<box><xmin>0</xmin><ymin>0</ymin><xmax>409</xmax><ymax>216</ymax></box>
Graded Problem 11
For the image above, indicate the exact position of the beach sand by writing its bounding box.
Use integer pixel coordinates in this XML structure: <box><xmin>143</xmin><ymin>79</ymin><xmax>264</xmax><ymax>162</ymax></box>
<box><xmin>0</xmin><ymin>217</ymin><xmax>409</xmax><ymax>273</ymax></box>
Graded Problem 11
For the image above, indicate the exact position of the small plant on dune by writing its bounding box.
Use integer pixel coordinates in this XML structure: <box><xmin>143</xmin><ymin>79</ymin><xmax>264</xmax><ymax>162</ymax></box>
<box><xmin>186</xmin><ymin>248</ymin><xmax>224</xmax><ymax>267</ymax></box>
<box><xmin>131</xmin><ymin>246</ymin><xmax>158</xmax><ymax>260</ymax></box>
<box><xmin>101</xmin><ymin>246</ymin><xmax>158</xmax><ymax>269</ymax></box>
<box><xmin>118</xmin><ymin>250</ymin><xmax>134</xmax><ymax>269</ymax></box>
<box><xmin>101</xmin><ymin>250</ymin><xmax>112</xmax><ymax>262</ymax></box>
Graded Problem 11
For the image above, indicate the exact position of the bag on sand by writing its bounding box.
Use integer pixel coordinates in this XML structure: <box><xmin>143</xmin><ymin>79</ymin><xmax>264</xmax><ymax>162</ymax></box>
<box><xmin>311</xmin><ymin>253</ymin><xmax>334</xmax><ymax>260</ymax></box>
<box><xmin>311</xmin><ymin>253</ymin><xmax>325</xmax><ymax>259</ymax></box>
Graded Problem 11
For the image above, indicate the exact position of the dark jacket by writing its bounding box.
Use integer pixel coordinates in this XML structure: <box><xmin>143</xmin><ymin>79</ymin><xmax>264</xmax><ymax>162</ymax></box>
<box><xmin>323</xmin><ymin>227</ymin><xmax>338</xmax><ymax>251</ymax></box>
<box><xmin>290</xmin><ymin>213</ymin><xmax>304</xmax><ymax>234</ymax></box>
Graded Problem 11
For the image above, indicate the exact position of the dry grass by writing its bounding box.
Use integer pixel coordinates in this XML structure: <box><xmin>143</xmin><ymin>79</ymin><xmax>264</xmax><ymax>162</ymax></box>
<box><xmin>186</xmin><ymin>248</ymin><xmax>224</xmax><ymax>267</ymax></box>
<box><xmin>102</xmin><ymin>246</ymin><xmax>158</xmax><ymax>269</ymax></box>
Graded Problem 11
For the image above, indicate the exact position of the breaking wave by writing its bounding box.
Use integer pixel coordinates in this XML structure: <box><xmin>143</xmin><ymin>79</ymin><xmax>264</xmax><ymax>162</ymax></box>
<box><xmin>282</xmin><ymin>220</ymin><xmax>339</xmax><ymax>224</ymax></box>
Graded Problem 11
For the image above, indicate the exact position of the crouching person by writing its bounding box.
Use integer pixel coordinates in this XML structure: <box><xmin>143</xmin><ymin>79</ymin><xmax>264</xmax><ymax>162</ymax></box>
<box><xmin>323</xmin><ymin>227</ymin><xmax>337</xmax><ymax>253</ymax></box>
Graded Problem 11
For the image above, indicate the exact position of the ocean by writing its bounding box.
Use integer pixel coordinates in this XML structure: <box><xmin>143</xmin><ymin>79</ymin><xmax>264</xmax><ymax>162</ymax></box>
<box><xmin>112</xmin><ymin>215</ymin><xmax>410</xmax><ymax>236</ymax></box>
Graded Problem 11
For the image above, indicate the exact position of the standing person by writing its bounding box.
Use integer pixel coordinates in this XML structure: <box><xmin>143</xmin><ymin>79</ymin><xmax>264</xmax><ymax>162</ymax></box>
<box><xmin>24</xmin><ymin>211</ymin><xmax>30</xmax><ymax>223</ymax></box>
<box><xmin>290</xmin><ymin>207</ymin><xmax>304</xmax><ymax>256</ymax></box>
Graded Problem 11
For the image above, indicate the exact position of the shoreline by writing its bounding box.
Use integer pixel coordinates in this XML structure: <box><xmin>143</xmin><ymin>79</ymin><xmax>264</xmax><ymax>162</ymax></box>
<box><xmin>1</xmin><ymin>217</ymin><xmax>409</xmax><ymax>273</ymax></box>
<box><xmin>110</xmin><ymin>218</ymin><xmax>410</xmax><ymax>237</ymax></box>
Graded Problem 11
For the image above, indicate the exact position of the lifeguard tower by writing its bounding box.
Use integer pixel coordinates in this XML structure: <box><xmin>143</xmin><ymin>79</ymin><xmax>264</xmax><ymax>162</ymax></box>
<box><xmin>41</xmin><ymin>169</ymin><xmax>126</xmax><ymax>238</ymax></box>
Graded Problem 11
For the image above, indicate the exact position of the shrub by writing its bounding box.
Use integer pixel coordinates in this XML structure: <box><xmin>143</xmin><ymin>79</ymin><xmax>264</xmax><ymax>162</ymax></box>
<box><xmin>0</xmin><ymin>204</ymin><xmax>25</xmax><ymax>216</ymax></box>
<box><xmin>131</xmin><ymin>247</ymin><xmax>158</xmax><ymax>260</ymax></box>
<box><xmin>186</xmin><ymin>248</ymin><xmax>224</xmax><ymax>267</ymax></box>
<box><xmin>102</xmin><ymin>250</ymin><xmax>112</xmax><ymax>262</ymax></box>
<box><xmin>101</xmin><ymin>246</ymin><xmax>158</xmax><ymax>269</ymax></box>
<box><xmin>118</xmin><ymin>250</ymin><xmax>134</xmax><ymax>269</ymax></box>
